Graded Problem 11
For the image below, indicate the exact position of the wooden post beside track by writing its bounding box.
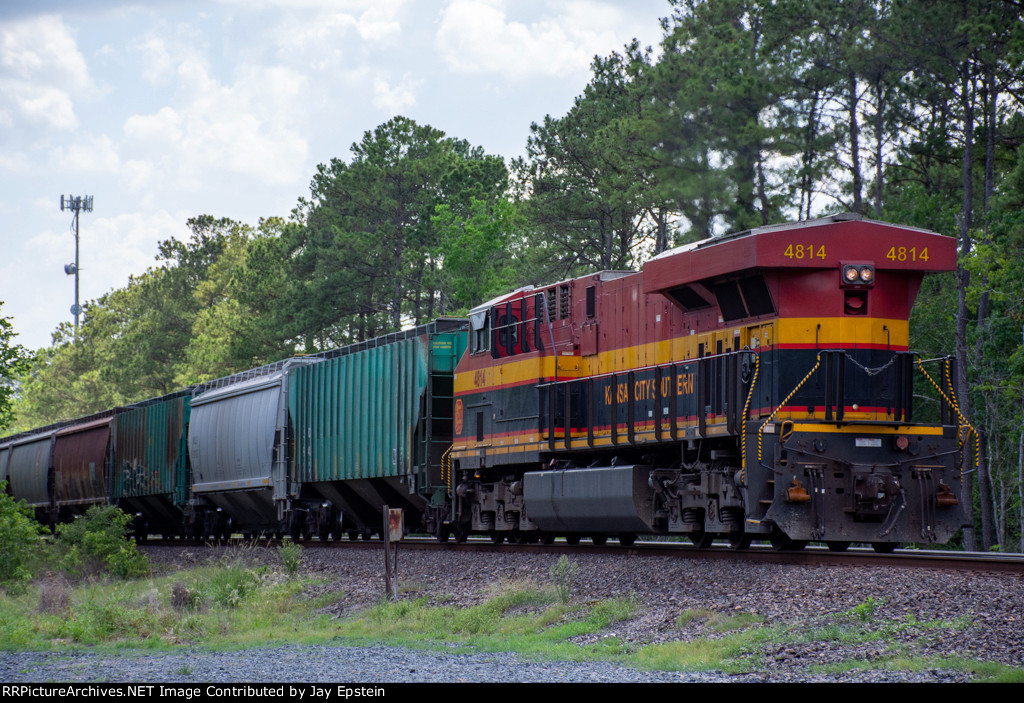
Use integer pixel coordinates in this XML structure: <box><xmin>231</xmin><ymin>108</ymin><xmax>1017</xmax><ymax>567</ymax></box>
<box><xmin>383</xmin><ymin>506</ymin><xmax>403</xmax><ymax>600</ymax></box>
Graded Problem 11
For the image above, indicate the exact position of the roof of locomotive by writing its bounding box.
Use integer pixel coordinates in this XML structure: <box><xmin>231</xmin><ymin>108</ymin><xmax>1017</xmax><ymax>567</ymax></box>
<box><xmin>465</xmin><ymin>214</ymin><xmax>954</xmax><ymax>316</ymax></box>
<box><xmin>649</xmin><ymin>212</ymin><xmax>935</xmax><ymax>262</ymax></box>
<box><xmin>642</xmin><ymin>213</ymin><xmax>956</xmax><ymax>295</ymax></box>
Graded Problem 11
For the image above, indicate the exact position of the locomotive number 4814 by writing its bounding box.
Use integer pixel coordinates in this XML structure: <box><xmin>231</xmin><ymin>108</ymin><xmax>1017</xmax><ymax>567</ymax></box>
<box><xmin>783</xmin><ymin>243</ymin><xmax>826</xmax><ymax>260</ymax></box>
<box><xmin>886</xmin><ymin>246</ymin><xmax>929</xmax><ymax>262</ymax></box>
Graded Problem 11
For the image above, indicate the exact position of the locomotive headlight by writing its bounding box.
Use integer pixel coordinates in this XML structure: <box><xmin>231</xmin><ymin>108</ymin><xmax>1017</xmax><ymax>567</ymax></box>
<box><xmin>842</xmin><ymin>263</ymin><xmax>875</xmax><ymax>286</ymax></box>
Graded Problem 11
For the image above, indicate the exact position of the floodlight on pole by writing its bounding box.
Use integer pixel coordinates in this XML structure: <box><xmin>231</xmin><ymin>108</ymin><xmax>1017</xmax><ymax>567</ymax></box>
<box><xmin>60</xmin><ymin>194</ymin><xmax>93</xmax><ymax>334</ymax></box>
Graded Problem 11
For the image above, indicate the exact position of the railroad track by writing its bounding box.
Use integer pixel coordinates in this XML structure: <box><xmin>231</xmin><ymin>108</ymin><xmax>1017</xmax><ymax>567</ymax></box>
<box><xmin>141</xmin><ymin>535</ymin><xmax>1024</xmax><ymax>574</ymax></box>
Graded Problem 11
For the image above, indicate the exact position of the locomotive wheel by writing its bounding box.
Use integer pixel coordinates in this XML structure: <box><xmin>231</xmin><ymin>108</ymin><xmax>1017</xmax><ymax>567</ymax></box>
<box><xmin>871</xmin><ymin>542</ymin><xmax>899</xmax><ymax>553</ymax></box>
<box><xmin>768</xmin><ymin>526</ymin><xmax>804</xmax><ymax>551</ymax></box>
<box><xmin>728</xmin><ymin>532</ymin><xmax>752</xmax><ymax>550</ymax></box>
<box><xmin>591</xmin><ymin>534</ymin><xmax>608</xmax><ymax>546</ymax></box>
<box><xmin>565</xmin><ymin>535</ymin><xmax>581</xmax><ymax>545</ymax></box>
<box><xmin>827</xmin><ymin>541</ymin><xmax>851</xmax><ymax>552</ymax></box>
<box><xmin>435</xmin><ymin>525</ymin><xmax>450</xmax><ymax>544</ymax></box>
<box><xmin>618</xmin><ymin>533</ymin><xmax>637</xmax><ymax>547</ymax></box>
<box><xmin>689</xmin><ymin>531</ymin><xmax>714</xmax><ymax>549</ymax></box>
<box><xmin>490</xmin><ymin>531</ymin><xmax>505</xmax><ymax>544</ymax></box>
<box><xmin>453</xmin><ymin>525</ymin><xmax>468</xmax><ymax>543</ymax></box>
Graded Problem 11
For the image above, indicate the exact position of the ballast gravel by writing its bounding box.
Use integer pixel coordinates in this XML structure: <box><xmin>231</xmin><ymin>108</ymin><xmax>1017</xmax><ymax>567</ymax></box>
<box><xmin>3</xmin><ymin>543</ymin><xmax>1022</xmax><ymax>683</ymax></box>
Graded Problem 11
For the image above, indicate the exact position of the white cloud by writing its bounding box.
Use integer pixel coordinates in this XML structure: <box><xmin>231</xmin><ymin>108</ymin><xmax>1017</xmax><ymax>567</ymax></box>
<box><xmin>0</xmin><ymin>14</ymin><xmax>94</xmax><ymax>134</ymax></box>
<box><xmin>435</xmin><ymin>0</ymin><xmax>623</xmax><ymax>81</ymax></box>
<box><xmin>355</xmin><ymin>0</ymin><xmax>404</xmax><ymax>41</ymax></box>
<box><xmin>123</xmin><ymin>106</ymin><xmax>183</xmax><ymax>145</ymax></box>
<box><xmin>372</xmin><ymin>73</ymin><xmax>419</xmax><ymax>113</ymax></box>
<box><xmin>0</xmin><ymin>14</ymin><xmax>90</xmax><ymax>84</ymax></box>
<box><xmin>121</xmin><ymin>159</ymin><xmax>157</xmax><ymax>195</ymax></box>
<box><xmin>14</xmin><ymin>85</ymin><xmax>78</xmax><ymax>131</ymax></box>
<box><xmin>132</xmin><ymin>35</ymin><xmax>179</xmax><ymax>85</ymax></box>
<box><xmin>50</xmin><ymin>134</ymin><xmax>122</xmax><ymax>173</ymax></box>
<box><xmin>121</xmin><ymin>49</ymin><xmax>310</xmax><ymax>188</ymax></box>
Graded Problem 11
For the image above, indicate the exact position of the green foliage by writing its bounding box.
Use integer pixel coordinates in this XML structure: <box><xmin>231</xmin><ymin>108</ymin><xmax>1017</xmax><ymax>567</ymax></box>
<box><xmin>276</xmin><ymin>542</ymin><xmax>302</xmax><ymax>579</ymax></box>
<box><xmin>269</xmin><ymin>116</ymin><xmax>510</xmax><ymax>350</ymax></box>
<box><xmin>676</xmin><ymin>608</ymin><xmax>766</xmax><ymax>634</ymax></box>
<box><xmin>54</xmin><ymin>505</ymin><xmax>148</xmax><ymax>579</ymax></box>
<box><xmin>431</xmin><ymin>197</ymin><xmax>521</xmax><ymax>312</ymax></box>
<box><xmin>0</xmin><ymin>482</ymin><xmax>48</xmax><ymax>590</ymax></box>
<box><xmin>847</xmin><ymin>596</ymin><xmax>883</xmax><ymax>623</ymax></box>
<box><xmin>549</xmin><ymin>555</ymin><xmax>578</xmax><ymax>605</ymax></box>
<box><xmin>203</xmin><ymin>565</ymin><xmax>268</xmax><ymax>608</ymax></box>
<box><xmin>515</xmin><ymin>42</ymin><xmax>675</xmax><ymax>275</ymax></box>
<box><xmin>0</xmin><ymin>302</ymin><xmax>31</xmax><ymax>433</ymax></box>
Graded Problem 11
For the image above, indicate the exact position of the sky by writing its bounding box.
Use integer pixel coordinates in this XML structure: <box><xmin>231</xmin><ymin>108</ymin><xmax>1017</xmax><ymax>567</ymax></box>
<box><xmin>0</xmin><ymin>0</ymin><xmax>672</xmax><ymax>352</ymax></box>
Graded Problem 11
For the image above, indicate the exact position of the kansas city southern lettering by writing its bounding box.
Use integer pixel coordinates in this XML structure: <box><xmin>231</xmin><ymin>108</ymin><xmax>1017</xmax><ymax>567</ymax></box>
<box><xmin>603</xmin><ymin>373</ymin><xmax>694</xmax><ymax>405</ymax></box>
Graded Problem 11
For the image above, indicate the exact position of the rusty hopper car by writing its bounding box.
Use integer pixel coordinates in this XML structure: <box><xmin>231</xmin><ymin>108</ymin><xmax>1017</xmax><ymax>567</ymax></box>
<box><xmin>111</xmin><ymin>391</ymin><xmax>192</xmax><ymax>537</ymax></box>
<box><xmin>443</xmin><ymin>214</ymin><xmax>972</xmax><ymax>551</ymax></box>
<box><xmin>1</xmin><ymin>409</ymin><xmax>119</xmax><ymax>525</ymax></box>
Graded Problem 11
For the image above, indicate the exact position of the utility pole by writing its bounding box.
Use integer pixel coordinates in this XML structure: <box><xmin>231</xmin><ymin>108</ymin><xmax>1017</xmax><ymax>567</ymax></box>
<box><xmin>60</xmin><ymin>194</ymin><xmax>93</xmax><ymax>334</ymax></box>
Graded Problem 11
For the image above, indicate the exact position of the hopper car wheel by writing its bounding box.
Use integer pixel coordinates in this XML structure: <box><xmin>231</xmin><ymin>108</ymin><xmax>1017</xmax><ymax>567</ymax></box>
<box><xmin>453</xmin><ymin>525</ymin><xmax>468</xmax><ymax>543</ymax></box>
<box><xmin>591</xmin><ymin>534</ymin><xmax>608</xmax><ymax>546</ymax></box>
<box><xmin>540</xmin><ymin>533</ymin><xmax>555</xmax><ymax>545</ymax></box>
<box><xmin>618</xmin><ymin>533</ymin><xmax>637</xmax><ymax>547</ymax></box>
<box><xmin>871</xmin><ymin>542</ymin><xmax>899</xmax><ymax>553</ymax></box>
<box><xmin>511</xmin><ymin>528</ymin><xmax>534</xmax><ymax>545</ymax></box>
<box><xmin>728</xmin><ymin>533</ymin><xmax>752</xmax><ymax>550</ymax></box>
<box><xmin>827</xmin><ymin>541</ymin><xmax>851</xmax><ymax>552</ymax></box>
<box><xmin>565</xmin><ymin>535</ymin><xmax>581</xmax><ymax>545</ymax></box>
<box><xmin>348</xmin><ymin>531</ymin><xmax>359</xmax><ymax>541</ymax></box>
<box><xmin>490</xmin><ymin>531</ymin><xmax>505</xmax><ymax>544</ymax></box>
<box><xmin>689</xmin><ymin>531</ymin><xmax>714</xmax><ymax>549</ymax></box>
<box><xmin>319</xmin><ymin>522</ymin><xmax>331</xmax><ymax>542</ymax></box>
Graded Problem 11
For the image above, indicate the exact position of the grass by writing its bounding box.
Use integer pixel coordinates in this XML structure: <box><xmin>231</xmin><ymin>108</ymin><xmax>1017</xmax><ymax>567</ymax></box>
<box><xmin>0</xmin><ymin>566</ymin><xmax>1020</xmax><ymax>682</ymax></box>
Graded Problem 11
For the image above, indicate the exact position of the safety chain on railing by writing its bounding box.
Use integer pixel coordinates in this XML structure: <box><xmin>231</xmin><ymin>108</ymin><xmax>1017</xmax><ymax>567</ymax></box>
<box><xmin>740</xmin><ymin>352</ymin><xmax>761</xmax><ymax>484</ymax></box>
<box><xmin>757</xmin><ymin>352</ymin><xmax>823</xmax><ymax>467</ymax></box>
<box><xmin>915</xmin><ymin>356</ymin><xmax>979</xmax><ymax>472</ymax></box>
<box><xmin>846</xmin><ymin>353</ymin><xmax>898</xmax><ymax>377</ymax></box>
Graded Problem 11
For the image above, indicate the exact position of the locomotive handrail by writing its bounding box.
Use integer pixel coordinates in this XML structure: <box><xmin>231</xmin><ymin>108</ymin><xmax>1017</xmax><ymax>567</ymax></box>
<box><xmin>914</xmin><ymin>355</ymin><xmax>979</xmax><ymax>474</ymax></box>
<box><xmin>740</xmin><ymin>351</ymin><xmax>760</xmax><ymax>484</ymax></box>
<box><xmin>757</xmin><ymin>352</ymin><xmax>824</xmax><ymax>470</ymax></box>
<box><xmin>755</xmin><ymin>352</ymin><xmax>979</xmax><ymax>478</ymax></box>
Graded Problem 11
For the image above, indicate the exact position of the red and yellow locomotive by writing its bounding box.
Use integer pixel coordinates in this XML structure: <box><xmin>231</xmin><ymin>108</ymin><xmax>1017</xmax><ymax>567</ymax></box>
<box><xmin>442</xmin><ymin>214</ymin><xmax>971</xmax><ymax>551</ymax></box>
